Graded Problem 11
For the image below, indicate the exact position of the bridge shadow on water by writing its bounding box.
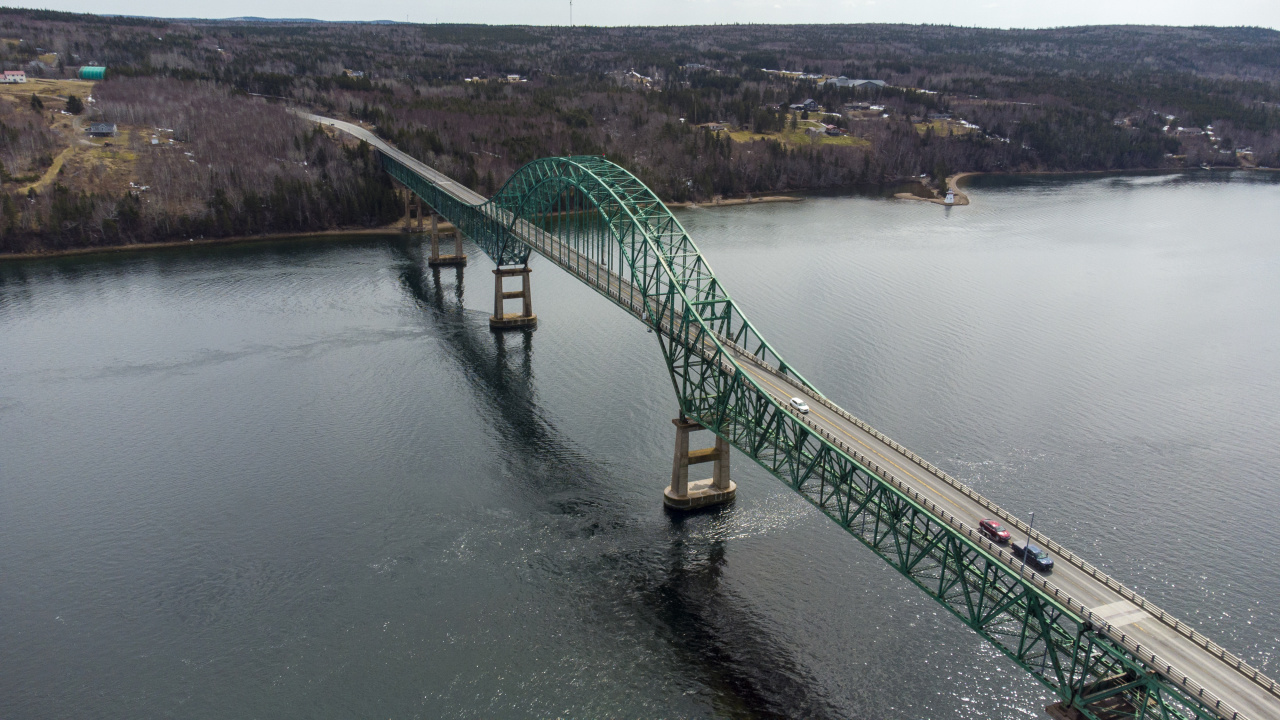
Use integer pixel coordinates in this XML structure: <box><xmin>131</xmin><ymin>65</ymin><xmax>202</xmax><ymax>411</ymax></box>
<box><xmin>392</xmin><ymin>242</ymin><xmax>850</xmax><ymax>719</ymax></box>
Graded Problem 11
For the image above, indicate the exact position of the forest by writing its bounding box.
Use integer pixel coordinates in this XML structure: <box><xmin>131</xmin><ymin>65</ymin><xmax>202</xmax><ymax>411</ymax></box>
<box><xmin>1</xmin><ymin>9</ymin><xmax>1278</xmax><ymax>254</ymax></box>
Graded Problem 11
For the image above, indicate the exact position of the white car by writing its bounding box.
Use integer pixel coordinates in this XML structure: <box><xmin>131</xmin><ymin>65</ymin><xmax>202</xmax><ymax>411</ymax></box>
<box><xmin>789</xmin><ymin>397</ymin><xmax>810</xmax><ymax>414</ymax></box>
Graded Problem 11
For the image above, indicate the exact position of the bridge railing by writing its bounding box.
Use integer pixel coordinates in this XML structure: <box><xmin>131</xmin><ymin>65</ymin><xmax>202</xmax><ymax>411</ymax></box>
<box><xmin>454</xmin><ymin>164</ymin><xmax>1272</xmax><ymax>718</ymax></box>
<box><xmin>722</xmin><ymin>342</ymin><xmax>1280</xmax><ymax>714</ymax></box>
<box><xmin>311</xmin><ymin>112</ymin><xmax>1273</xmax><ymax>720</ymax></box>
<box><xmin>441</xmin><ymin>173</ymin><xmax>1268</xmax><ymax>719</ymax></box>
<box><xmin>735</xmin><ymin>372</ymin><xmax>1249</xmax><ymax>719</ymax></box>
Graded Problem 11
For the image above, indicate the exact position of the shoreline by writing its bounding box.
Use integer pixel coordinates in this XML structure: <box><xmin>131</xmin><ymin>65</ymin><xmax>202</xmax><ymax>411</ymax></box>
<box><xmin>0</xmin><ymin>223</ymin><xmax>446</xmax><ymax>262</ymax></box>
<box><xmin>6</xmin><ymin>166</ymin><xmax>1273</xmax><ymax>262</ymax></box>
<box><xmin>893</xmin><ymin>172</ymin><xmax>973</xmax><ymax>206</ymax></box>
<box><xmin>666</xmin><ymin>195</ymin><xmax>804</xmax><ymax>209</ymax></box>
<box><xmin>892</xmin><ymin>165</ymin><xmax>1277</xmax><ymax>208</ymax></box>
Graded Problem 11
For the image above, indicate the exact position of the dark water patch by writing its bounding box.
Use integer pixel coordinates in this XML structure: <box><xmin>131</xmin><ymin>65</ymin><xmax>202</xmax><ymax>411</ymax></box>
<box><xmin>2</xmin><ymin>172</ymin><xmax>1277</xmax><ymax>717</ymax></box>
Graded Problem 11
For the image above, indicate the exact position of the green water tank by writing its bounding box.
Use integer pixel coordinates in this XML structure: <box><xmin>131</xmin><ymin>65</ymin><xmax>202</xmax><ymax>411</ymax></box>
<box><xmin>78</xmin><ymin>66</ymin><xmax>105</xmax><ymax>80</ymax></box>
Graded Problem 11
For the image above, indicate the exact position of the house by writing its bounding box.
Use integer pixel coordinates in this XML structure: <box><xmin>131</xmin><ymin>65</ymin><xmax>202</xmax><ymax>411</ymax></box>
<box><xmin>824</xmin><ymin>125</ymin><xmax>842</xmax><ymax>136</ymax></box>
<box><xmin>342</xmin><ymin>69</ymin><xmax>364</xmax><ymax>78</ymax></box>
<box><xmin>789</xmin><ymin>98</ymin><xmax>819</xmax><ymax>112</ymax></box>
<box><xmin>824</xmin><ymin>76</ymin><xmax>887</xmax><ymax>89</ymax></box>
<box><xmin>86</xmin><ymin>122</ymin><xmax>117</xmax><ymax>137</ymax></box>
<box><xmin>623</xmin><ymin>70</ymin><xmax>654</xmax><ymax>88</ymax></box>
<box><xmin>700</xmin><ymin>122</ymin><xmax>727</xmax><ymax>132</ymax></box>
<box><xmin>1</xmin><ymin>70</ymin><xmax>25</xmax><ymax>83</ymax></box>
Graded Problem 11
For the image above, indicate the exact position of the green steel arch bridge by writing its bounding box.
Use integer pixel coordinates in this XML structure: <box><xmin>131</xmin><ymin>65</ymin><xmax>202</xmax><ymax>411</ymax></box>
<box><xmin>302</xmin><ymin>113</ymin><xmax>1280</xmax><ymax>720</ymax></box>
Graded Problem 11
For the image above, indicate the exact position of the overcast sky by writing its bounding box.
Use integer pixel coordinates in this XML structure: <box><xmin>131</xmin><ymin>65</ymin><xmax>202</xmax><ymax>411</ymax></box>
<box><xmin>10</xmin><ymin>0</ymin><xmax>1280</xmax><ymax>30</ymax></box>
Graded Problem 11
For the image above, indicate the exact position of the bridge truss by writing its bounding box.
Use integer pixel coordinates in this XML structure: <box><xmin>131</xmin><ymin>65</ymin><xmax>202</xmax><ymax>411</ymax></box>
<box><xmin>383</xmin><ymin>151</ymin><xmax>1259</xmax><ymax>720</ymax></box>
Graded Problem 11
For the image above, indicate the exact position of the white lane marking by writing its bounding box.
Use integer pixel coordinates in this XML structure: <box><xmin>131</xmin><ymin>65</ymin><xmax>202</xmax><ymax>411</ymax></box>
<box><xmin>1090</xmin><ymin>599</ymin><xmax>1150</xmax><ymax>628</ymax></box>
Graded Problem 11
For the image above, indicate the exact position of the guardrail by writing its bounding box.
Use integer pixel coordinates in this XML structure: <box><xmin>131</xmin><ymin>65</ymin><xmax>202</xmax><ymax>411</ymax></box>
<box><xmin>522</xmin><ymin>243</ymin><xmax>1271</xmax><ymax>719</ymax></box>
<box><xmin>742</xmin><ymin>378</ymin><xmax>1252</xmax><ymax>719</ymax></box>
<box><xmin>716</xmin><ymin>344</ymin><xmax>1275</xmax><ymax>719</ymax></box>
<box><xmin>311</xmin><ymin>109</ymin><xmax>1273</xmax><ymax>718</ymax></box>
<box><xmin>515</xmin><ymin>230</ymin><xmax>1279</xmax><ymax>715</ymax></box>
<box><xmin>480</xmin><ymin>214</ymin><xmax>1267</xmax><ymax>720</ymax></box>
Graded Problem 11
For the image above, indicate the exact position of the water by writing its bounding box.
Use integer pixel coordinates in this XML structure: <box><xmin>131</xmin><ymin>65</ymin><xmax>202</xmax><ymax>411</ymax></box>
<box><xmin>2</xmin><ymin>171</ymin><xmax>1278</xmax><ymax>718</ymax></box>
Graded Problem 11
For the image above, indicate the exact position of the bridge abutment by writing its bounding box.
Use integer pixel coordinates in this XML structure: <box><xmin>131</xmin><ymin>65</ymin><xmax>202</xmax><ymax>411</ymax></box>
<box><xmin>664</xmin><ymin>416</ymin><xmax>736</xmax><ymax>510</ymax></box>
<box><xmin>489</xmin><ymin>266</ymin><xmax>537</xmax><ymax>330</ymax></box>
<box><xmin>427</xmin><ymin>214</ymin><xmax>467</xmax><ymax>267</ymax></box>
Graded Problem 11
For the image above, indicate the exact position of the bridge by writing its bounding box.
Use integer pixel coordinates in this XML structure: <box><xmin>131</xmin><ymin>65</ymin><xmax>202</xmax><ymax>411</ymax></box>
<box><xmin>301</xmin><ymin>112</ymin><xmax>1280</xmax><ymax>720</ymax></box>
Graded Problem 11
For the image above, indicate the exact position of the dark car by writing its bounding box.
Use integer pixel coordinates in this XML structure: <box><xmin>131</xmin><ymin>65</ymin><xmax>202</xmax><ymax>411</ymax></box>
<box><xmin>1011</xmin><ymin>541</ymin><xmax>1054</xmax><ymax>572</ymax></box>
<box><xmin>979</xmin><ymin>518</ymin><xmax>1011</xmax><ymax>544</ymax></box>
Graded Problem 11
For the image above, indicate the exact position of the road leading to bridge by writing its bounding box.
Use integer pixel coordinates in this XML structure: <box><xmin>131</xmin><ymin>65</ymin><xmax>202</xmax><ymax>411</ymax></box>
<box><xmin>298</xmin><ymin>109</ymin><xmax>1279</xmax><ymax>720</ymax></box>
<box><xmin>726</xmin><ymin>349</ymin><xmax>1280</xmax><ymax>720</ymax></box>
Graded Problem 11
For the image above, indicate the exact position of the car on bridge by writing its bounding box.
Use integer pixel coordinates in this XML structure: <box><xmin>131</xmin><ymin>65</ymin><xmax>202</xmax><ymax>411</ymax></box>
<box><xmin>1011</xmin><ymin>541</ymin><xmax>1054</xmax><ymax>572</ymax></box>
<box><xmin>979</xmin><ymin>518</ymin><xmax>1011</xmax><ymax>544</ymax></box>
<box><xmin>789</xmin><ymin>397</ymin><xmax>810</xmax><ymax>414</ymax></box>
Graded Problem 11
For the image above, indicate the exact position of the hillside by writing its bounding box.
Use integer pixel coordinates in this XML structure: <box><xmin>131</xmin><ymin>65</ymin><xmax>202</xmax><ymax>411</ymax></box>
<box><xmin>1</xmin><ymin>10</ymin><xmax>1278</xmax><ymax>254</ymax></box>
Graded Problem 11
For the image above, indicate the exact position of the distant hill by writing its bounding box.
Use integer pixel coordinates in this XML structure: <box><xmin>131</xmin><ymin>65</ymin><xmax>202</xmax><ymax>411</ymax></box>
<box><xmin>0</xmin><ymin>9</ymin><xmax>1276</xmax><ymax>254</ymax></box>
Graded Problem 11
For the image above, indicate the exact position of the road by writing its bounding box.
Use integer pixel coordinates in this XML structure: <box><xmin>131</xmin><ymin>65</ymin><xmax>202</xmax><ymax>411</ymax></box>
<box><xmin>297</xmin><ymin>109</ymin><xmax>1280</xmax><ymax>720</ymax></box>
<box><xmin>725</xmin><ymin>349</ymin><xmax>1278</xmax><ymax>720</ymax></box>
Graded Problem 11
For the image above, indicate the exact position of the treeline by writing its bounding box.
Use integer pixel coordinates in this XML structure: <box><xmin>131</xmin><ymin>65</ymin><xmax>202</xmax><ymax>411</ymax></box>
<box><xmin>0</xmin><ymin>78</ymin><xmax>400</xmax><ymax>254</ymax></box>
<box><xmin>2</xmin><ymin>9</ymin><xmax>1280</xmax><ymax>253</ymax></box>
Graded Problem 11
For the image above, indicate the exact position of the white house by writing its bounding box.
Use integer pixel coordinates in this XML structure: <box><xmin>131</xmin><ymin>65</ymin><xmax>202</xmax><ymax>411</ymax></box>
<box><xmin>2</xmin><ymin>70</ymin><xmax>27</xmax><ymax>83</ymax></box>
<box><xmin>824</xmin><ymin>76</ymin><xmax>887</xmax><ymax>89</ymax></box>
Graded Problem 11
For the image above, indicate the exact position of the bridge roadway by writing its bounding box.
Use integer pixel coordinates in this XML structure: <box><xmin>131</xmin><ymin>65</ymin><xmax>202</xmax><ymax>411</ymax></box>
<box><xmin>300</xmin><ymin>111</ymin><xmax>1280</xmax><ymax>720</ymax></box>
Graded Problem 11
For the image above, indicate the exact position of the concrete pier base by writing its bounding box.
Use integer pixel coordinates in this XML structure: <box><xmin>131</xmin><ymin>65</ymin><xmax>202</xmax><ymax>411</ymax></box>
<box><xmin>663</xmin><ymin>477</ymin><xmax>738</xmax><ymax>510</ymax></box>
<box><xmin>663</xmin><ymin>416</ymin><xmax>736</xmax><ymax>510</ymax></box>
<box><xmin>427</xmin><ymin>214</ymin><xmax>467</xmax><ymax>267</ymax></box>
<box><xmin>489</xmin><ymin>266</ymin><xmax>537</xmax><ymax>330</ymax></box>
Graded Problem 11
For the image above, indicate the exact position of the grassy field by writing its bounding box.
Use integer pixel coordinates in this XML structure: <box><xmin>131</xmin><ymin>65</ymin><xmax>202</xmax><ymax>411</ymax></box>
<box><xmin>723</xmin><ymin>111</ymin><xmax>872</xmax><ymax>148</ymax></box>
<box><xmin>913</xmin><ymin>119</ymin><xmax>979</xmax><ymax>136</ymax></box>
<box><xmin>0</xmin><ymin>77</ymin><xmax>140</xmax><ymax>197</ymax></box>
<box><xmin>0</xmin><ymin>77</ymin><xmax>95</xmax><ymax>97</ymax></box>
<box><xmin>54</xmin><ymin>125</ymin><xmax>139</xmax><ymax>197</ymax></box>
<box><xmin>0</xmin><ymin>77</ymin><xmax>95</xmax><ymax>104</ymax></box>
<box><xmin>728</xmin><ymin>125</ymin><xmax>869</xmax><ymax>148</ymax></box>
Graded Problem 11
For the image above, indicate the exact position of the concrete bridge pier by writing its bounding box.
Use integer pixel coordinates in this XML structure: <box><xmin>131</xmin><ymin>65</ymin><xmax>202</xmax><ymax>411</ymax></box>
<box><xmin>401</xmin><ymin>188</ymin><xmax>426</xmax><ymax>233</ymax></box>
<box><xmin>429</xmin><ymin>260</ymin><xmax>464</xmax><ymax>306</ymax></box>
<box><xmin>489</xmin><ymin>265</ymin><xmax>537</xmax><ymax>330</ymax></box>
<box><xmin>427</xmin><ymin>214</ymin><xmax>467</xmax><ymax>267</ymax></box>
<box><xmin>664</xmin><ymin>416</ymin><xmax>736</xmax><ymax>510</ymax></box>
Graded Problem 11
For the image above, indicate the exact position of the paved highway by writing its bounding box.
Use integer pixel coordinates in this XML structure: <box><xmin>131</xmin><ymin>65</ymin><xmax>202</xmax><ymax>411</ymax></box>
<box><xmin>299</xmin><ymin>110</ymin><xmax>1280</xmax><ymax>720</ymax></box>
<box><xmin>728</xmin><ymin>349</ymin><xmax>1279</xmax><ymax>720</ymax></box>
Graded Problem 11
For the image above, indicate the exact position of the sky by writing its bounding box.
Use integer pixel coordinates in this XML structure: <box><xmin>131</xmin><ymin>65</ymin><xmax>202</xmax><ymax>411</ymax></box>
<box><xmin>9</xmin><ymin>0</ymin><xmax>1280</xmax><ymax>30</ymax></box>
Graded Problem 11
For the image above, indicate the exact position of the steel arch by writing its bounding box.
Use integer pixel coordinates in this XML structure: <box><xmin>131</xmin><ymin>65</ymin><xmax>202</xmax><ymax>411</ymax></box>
<box><xmin>383</xmin><ymin>150</ymin><xmax>1242</xmax><ymax>720</ymax></box>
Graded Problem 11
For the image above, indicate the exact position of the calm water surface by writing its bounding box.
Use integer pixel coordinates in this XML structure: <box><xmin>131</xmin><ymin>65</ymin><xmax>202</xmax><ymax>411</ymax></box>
<box><xmin>2</xmin><ymin>171</ymin><xmax>1278</xmax><ymax>718</ymax></box>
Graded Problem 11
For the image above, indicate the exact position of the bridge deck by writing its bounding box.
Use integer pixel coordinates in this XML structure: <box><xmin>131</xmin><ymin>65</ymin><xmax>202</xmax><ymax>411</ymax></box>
<box><xmin>731</xmin><ymin>354</ymin><xmax>1279</xmax><ymax>720</ymax></box>
<box><xmin>300</xmin><ymin>110</ymin><xmax>1280</xmax><ymax>720</ymax></box>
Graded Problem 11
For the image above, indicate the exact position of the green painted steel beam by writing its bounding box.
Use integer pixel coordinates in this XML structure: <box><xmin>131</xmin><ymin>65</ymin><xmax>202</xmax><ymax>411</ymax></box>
<box><xmin>381</xmin><ymin>150</ymin><xmax>1236</xmax><ymax>720</ymax></box>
